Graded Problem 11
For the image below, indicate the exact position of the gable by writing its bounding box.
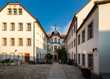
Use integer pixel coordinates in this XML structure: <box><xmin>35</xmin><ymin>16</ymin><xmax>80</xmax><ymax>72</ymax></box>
<box><xmin>0</xmin><ymin>3</ymin><xmax>36</xmax><ymax>22</ymax></box>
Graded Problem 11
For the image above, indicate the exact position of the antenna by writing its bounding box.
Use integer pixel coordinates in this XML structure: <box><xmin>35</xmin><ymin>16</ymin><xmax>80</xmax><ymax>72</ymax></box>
<box><xmin>54</xmin><ymin>24</ymin><xmax>57</xmax><ymax>31</ymax></box>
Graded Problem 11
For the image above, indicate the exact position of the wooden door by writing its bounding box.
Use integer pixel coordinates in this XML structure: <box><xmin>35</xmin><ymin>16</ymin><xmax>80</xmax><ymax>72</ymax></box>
<box><xmin>25</xmin><ymin>53</ymin><xmax>30</xmax><ymax>63</ymax></box>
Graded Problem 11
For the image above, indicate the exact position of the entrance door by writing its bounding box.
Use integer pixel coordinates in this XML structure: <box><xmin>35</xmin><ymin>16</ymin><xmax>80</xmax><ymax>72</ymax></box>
<box><xmin>54</xmin><ymin>54</ymin><xmax>58</xmax><ymax>62</ymax></box>
<box><xmin>25</xmin><ymin>53</ymin><xmax>30</xmax><ymax>63</ymax></box>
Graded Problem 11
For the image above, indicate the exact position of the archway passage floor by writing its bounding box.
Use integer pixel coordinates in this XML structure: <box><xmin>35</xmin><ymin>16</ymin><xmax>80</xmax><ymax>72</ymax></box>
<box><xmin>0</xmin><ymin>63</ymin><xmax>85</xmax><ymax>79</ymax></box>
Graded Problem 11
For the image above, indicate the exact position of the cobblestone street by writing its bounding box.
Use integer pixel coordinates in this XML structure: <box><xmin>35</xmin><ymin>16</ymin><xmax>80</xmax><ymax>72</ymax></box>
<box><xmin>0</xmin><ymin>63</ymin><xmax>85</xmax><ymax>79</ymax></box>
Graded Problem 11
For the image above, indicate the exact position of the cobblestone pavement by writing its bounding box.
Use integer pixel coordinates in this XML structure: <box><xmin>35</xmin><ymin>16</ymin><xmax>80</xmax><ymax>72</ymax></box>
<box><xmin>0</xmin><ymin>63</ymin><xmax>85</xmax><ymax>79</ymax></box>
<box><xmin>0</xmin><ymin>64</ymin><xmax>51</xmax><ymax>79</ymax></box>
<box><xmin>47</xmin><ymin>63</ymin><xmax>67</xmax><ymax>79</ymax></box>
<box><xmin>63</xmin><ymin>64</ymin><xmax>85</xmax><ymax>79</ymax></box>
<box><xmin>47</xmin><ymin>63</ymin><xmax>85</xmax><ymax>79</ymax></box>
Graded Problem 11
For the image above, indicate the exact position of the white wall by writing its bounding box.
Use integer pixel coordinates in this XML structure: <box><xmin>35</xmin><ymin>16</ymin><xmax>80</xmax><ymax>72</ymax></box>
<box><xmin>35</xmin><ymin>22</ymin><xmax>47</xmax><ymax>61</ymax></box>
<box><xmin>99</xmin><ymin>3</ymin><xmax>110</xmax><ymax>74</ymax></box>
<box><xmin>66</xmin><ymin>24</ymin><xmax>76</xmax><ymax>60</ymax></box>
<box><xmin>77</xmin><ymin>7</ymin><xmax>99</xmax><ymax>74</ymax></box>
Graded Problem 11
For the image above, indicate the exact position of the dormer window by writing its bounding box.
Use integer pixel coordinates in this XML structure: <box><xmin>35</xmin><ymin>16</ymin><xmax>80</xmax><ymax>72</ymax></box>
<box><xmin>19</xmin><ymin>8</ymin><xmax>22</xmax><ymax>15</ymax></box>
<box><xmin>13</xmin><ymin>8</ymin><xmax>17</xmax><ymax>15</ymax></box>
<box><xmin>8</xmin><ymin>8</ymin><xmax>12</xmax><ymax>15</ymax></box>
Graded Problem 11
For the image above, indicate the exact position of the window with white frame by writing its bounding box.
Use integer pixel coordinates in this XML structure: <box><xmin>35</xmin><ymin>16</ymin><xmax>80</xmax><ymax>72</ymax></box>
<box><xmin>27</xmin><ymin>38</ymin><xmax>31</xmax><ymax>46</ymax></box>
<box><xmin>19</xmin><ymin>8</ymin><xmax>22</xmax><ymax>15</ymax></box>
<box><xmin>18</xmin><ymin>38</ymin><xmax>23</xmax><ymax>46</ymax></box>
<box><xmin>8</xmin><ymin>8</ymin><xmax>12</xmax><ymax>15</ymax></box>
<box><xmin>82</xmin><ymin>54</ymin><xmax>85</xmax><ymax>66</ymax></box>
<box><xmin>10</xmin><ymin>23</ymin><xmax>15</xmax><ymax>31</ymax></box>
<box><xmin>82</xmin><ymin>29</ymin><xmax>85</xmax><ymax>43</ymax></box>
<box><xmin>2</xmin><ymin>38</ymin><xmax>7</xmax><ymax>46</ymax></box>
<box><xmin>27</xmin><ymin>23</ymin><xmax>31</xmax><ymax>31</ymax></box>
<box><xmin>88</xmin><ymin>22</ymin><xmax>93</xmax><ymax>40</ymax></box>
<box><xmin>2</xmin><ymin>22</ymin><xmax>7</xmax><ymax>31</ymax></box>
<box><xmin>13</xmin><ymin>8</ymin><xmax>17</xmax><ymax>15</ymax></box>
<box><xmin>10</xmin><ymin>38</ymin><xmax>15</xmax><ymax>46</ymax></box>
<box><xmin>78</xmin><ymin>34</ymin><xmax>80</xmax><ymax>45</ymax></box>
<box><xmin>18</xmin><ymin>23</ymin><xmax>23</xmax><ymax>31</ymax></box>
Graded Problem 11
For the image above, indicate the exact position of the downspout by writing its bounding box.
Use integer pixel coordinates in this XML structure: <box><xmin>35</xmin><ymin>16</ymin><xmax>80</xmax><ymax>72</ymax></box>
<box><xmin>33</xmin><ymin>22</ymin><xmax>36</xmax><ymax>63</ymax></box>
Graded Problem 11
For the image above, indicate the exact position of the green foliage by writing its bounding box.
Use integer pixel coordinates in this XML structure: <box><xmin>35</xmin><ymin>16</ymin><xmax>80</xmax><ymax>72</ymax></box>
<box><xmin>46</xmin><ymin>53</ymin><xmax>53</xmax><ymax>60</ymax></box>
<box><xmin>56</xmin><ymin>47</ymin><xmax>67</xmax><ymax>64</ymax></box>
<box><xmin>45</xmin><ymin>53</ymin><xmax>53</xmax><ymax>64</ymax></box>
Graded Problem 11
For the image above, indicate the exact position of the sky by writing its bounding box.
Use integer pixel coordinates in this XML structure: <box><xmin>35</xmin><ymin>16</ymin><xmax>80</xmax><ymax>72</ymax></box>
<box><xmin>0</xmin><ymin>0</ymin><xmax>89</xmax><ymax>33</ymax></box>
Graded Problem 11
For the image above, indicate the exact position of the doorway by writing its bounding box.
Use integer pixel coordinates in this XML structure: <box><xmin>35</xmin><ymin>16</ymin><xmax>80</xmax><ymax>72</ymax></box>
<box><xmin>25</xmin><ymin>53</ymin><xmax>30</xmax><ymax>63</ymax></box>
<box><xmin>53</xmin><ymin>54</ymin><xmax>58</xmax><ymax>62</ymax></box>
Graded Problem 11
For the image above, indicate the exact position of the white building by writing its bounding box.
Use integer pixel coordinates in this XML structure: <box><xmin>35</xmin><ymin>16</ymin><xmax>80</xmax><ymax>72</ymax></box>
<box><xmin>48</xmin><ymin>28</ymin><xmax>65</xmax><ymax>61</ymax></box>
<box><xmin>65</xmin><ymin>0</ymin><xmax>110</xmax><ymax>77</ymax></box>
<box><xmin>0</xmin><ymin>3</ymin><xmax>48</xmax><ymax>63</ymax></box>
<box><xmin>64</xmin><ymin>16</ymin><xmax>77</xmax><ymax>62</ymax></box>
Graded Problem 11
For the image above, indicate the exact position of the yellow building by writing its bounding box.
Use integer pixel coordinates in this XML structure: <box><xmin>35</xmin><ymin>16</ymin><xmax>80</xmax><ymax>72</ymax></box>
<box><xmin>0</xmin><ymin>3</ymin><xmax>48</xmax><ymax>63</ymax></box>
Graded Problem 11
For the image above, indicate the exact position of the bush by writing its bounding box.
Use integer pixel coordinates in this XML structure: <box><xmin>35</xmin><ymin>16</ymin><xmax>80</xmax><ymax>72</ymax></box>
<box><xmin>56</xmin><ymin>47</ymin><xmax>67</xmax><ymax>64</ymax></box>
<box><xmin>45</xmin><ymin>53</ymin><xmax>53</xmax><ymax>64</ymax></box>
<box><xmin>0</xmin><ymin>59</ymin><xmax>15</xmax><ymax>65</ymax></box>
<box><xmin>29</xmin><ymin>61</ymin><xmax>35</xmax><ymax>64</ymax></box>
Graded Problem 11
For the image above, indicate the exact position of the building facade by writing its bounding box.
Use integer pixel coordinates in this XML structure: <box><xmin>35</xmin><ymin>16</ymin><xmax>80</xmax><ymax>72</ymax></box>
<box><xmin>47</xmin><ymin>28</ymin><xmax>65</xmax><ymax>61</ymax></box>
<box><xmin>64</xmin><ymin>16</ymin><xmax>77</xmax><ymax>62</ymax></box>
<box><xmin>65</xmin><ymin>0</ymin><xmax>110</xmax><ymax>76</ymax></box>
<box><xmin>0</xmin><ymin>3</ymin><xmax>48</xmax><ymax>63</ymax></box>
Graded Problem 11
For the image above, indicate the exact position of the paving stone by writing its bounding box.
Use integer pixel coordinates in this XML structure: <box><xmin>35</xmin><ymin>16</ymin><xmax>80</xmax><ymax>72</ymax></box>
<box><xmin>0</xmin><ymin>63</ymin><xmax>85</xmax><ymax>79</ymax></box>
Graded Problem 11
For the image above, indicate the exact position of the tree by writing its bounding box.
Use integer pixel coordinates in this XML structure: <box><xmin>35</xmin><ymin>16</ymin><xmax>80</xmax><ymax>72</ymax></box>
<box><xmin>45</xmin><ymin>53</ymin><xmax>53</xmax><ymax>64</ymax></box>
<box><xmin>56</xmin><ymin>47</ymin><xmax>67</xmax><ymax>64</ymax></box>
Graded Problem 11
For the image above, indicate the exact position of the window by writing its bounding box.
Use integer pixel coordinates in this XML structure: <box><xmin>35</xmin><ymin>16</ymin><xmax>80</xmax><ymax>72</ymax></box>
<box><xmin>54</xmin><ymin>38</ymin><xmax>57</xmax><ymax>43</ymax></box>
<box><xmin>2</xmin><ymin>23</ymin><xmax>7</xmax><ymax>31</ymax></box>
<box><xmin>10</xmin><ymin>23</ymin><xmax>15</xmax><ymax>31</ymax></box>
<box><xmin>72</xmin><ymin>41</ymin><xmax>73</xmax><ymax>48</ymax></box>
<box><xmin>82</xmin><ymin>29</ymin><xmax>85</xmax><ymax>43</ymax></box>
<box><xmin>88</xmin><ymin>22</ymin><xmax>93</xmax><ymax>40</ymax></box>
<box><xmin>10</xmin><ymin>38</ymin><xmax>15</xmax><ymax>46</ymax></box>
<box><xmin>88</xmin><ymin>54</ymin><xmax>93</xmax><ymax>69</ymax></box>
<box><xmin>8</xmin><ymin>8</ymin><xmax>12</xmax><ymax>15</ymax></box>
<box><xmin>58</xmin><ymin>39</ymin><xmax>60</xmax><ymax>44</ymax></box>
<box><xmin>18</xmin><ymin>38</ymin><xmax>23</xmax><ymax>46</ymax></box>
<box><xmin>19</xmin><ymin>8</ymin><xmax>22</xmax><ymax>15</ymax></box>
<box><xmin>82</xmin><ymin>54</ymin><xmax>85</xmax><ymax>66</ymax></box>
<box><xmin>74</xmin><ymin>39</ymin><xmax>76</xmax><ymax>47</ymax></box>
<box><xmin>2</xmin><ymin>38</ymin><xmax>7</xmax><ymax>46</ymax></box>
<box><xmin>74</xmin><ymin>54</ymin><xmax>76</xmax><ymax>60</ymax></box>
<box><xmin>13</xmin><ymin>8</ymin><xmax>17</xmax><ymax>15</ymax></box>
<box><xmin>78</xmin><ymin>34</ymin><xmax>80</xmax><ymax>45</ymax></box>
<box><xmin>18</xmin><ymin>23</ymin><xmax>23</xmax><ymax>31</ymax></box>
<box><xmin>27</xmin><ymin>23</ymin><xmax>31</xmax><ymax>31</ymax></box>
<box><xmin>78</xmin><ymin>54</ymin><xmax>80</xmax><ymax>64</ymax></box>
<box><xmin>27</xmin><ymin>38</ymin><xmax>31</xmax><ymax>46</ymax></box>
